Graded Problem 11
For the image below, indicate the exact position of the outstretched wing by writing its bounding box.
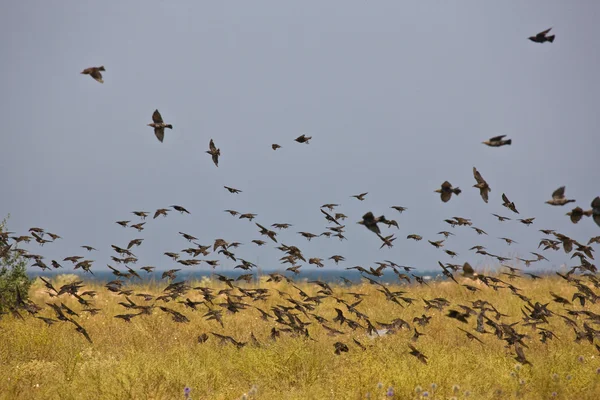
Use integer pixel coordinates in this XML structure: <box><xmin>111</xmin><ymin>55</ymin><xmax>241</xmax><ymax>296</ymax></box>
<box><xmin>152</xmin><ymin>109</ymin><xmax>164</xmax><ymax>124</ymax></box>
<box><xmin>489</xmin><ymin>135</ymin><xmax>506</xmax><ymax>142</ymax></box>
<box><xmin>551</xmin><ymin>186</ymin><xmax>565</xmax><ymax>200</ymax></box>
<box><xmin>154</xmin><ymin>127</ymin><xmax>165</xmax><ymax>143</ymax></box>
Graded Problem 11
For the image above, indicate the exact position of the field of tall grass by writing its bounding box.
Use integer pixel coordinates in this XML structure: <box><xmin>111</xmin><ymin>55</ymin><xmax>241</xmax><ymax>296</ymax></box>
<box><xmin>1</xmin><ymin>274</ymin><xmax>599</xmax><ymax>399</ymax></box>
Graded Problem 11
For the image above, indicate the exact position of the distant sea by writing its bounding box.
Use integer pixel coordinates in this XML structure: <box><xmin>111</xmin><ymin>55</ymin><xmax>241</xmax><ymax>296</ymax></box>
<box><xmin>27</xmin><ymin>267</ymin><xmax>552</xmax><ymax>284</ymax></box>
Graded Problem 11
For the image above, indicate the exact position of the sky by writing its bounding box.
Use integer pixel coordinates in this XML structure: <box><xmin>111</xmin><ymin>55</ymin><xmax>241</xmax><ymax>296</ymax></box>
<box><xmin>1</xmin><ymin>1</ymin><xmax>598</xmax><ymax>276</ymax></box>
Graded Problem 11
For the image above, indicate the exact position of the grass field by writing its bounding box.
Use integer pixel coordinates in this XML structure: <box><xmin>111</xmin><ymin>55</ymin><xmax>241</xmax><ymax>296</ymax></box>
<box><xmin>1</xmin><ymin>273</ymin><xmax>600</xmax><ymax>400</ymax></box>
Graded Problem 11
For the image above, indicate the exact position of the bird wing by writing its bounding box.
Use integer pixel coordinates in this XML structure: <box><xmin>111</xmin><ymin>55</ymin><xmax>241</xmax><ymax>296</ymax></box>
<box><xmin>551</xmin><ymin>186</ymin><xmax>566</xmax><ymax>200</ymax></box>
<box><xmin>152</xmin><ymin>109</ymin><xmax>164</xmax><ymax>124</ymax></box>
<box><xmin>480</xmin><ymin>188</ymin><xmax>489</xmax><ymax>203</ymax></box>
<box><xmin>362</xmin><ymin>212</ymin><xmax>375</xmax><ymax>222</ymax></box>
<box><xmin>441</xmin><ymin>191</ymin><xmax>452</xmax><ymax>203</ymax></box>
<box><xmin>489</xmin><ymin>135</ymin><xmax>506</xmax><ymax>142</ymax></box>
<box><xmin>441</xmin><ymin>181</ymin><xmax>452</xmax><ymax>190</ymax></box>
<box><xmin>538</xmin><ymin>27</ymin><xmax>552</xmax><ymax>36</ymax></box>
<box><xmin>209</xmin><ymin>139</ymin><xmax>216</xmax><ymax>152</ymax></box>
<box><xmin>472</xmin><ymin>167</ymin><xmax>485</xmax><ymax>184</ymax></box>
<box><xmin>90</xmin><ymin>70</ymin><xmax>104</xmax><ymax>83</ymax></box>
<box><xmin>154</xmin><ymin>127</ymin><xmax>165</xmax><ymax>143</ymax></box>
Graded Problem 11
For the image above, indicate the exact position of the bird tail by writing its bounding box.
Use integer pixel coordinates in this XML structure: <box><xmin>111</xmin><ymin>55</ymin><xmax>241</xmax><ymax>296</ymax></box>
<box><xmin>453</xmin><ymin>188</ymin><xmax>462</xmax><ymax>195</ymax></box>
<box><xmin>378</xmin><ymin>215</ymin><xmax>387</xmax><ymax>223</ymax></box>
<box><xmin>547</xmin><ymin>35</ymin><xmax>555</xmax><ymax>43</ymax></box>
<box><xmin>505</xmin><ymin>139</ymin><xmax>512</xmax><ymax>145</ymax></box>
<box><xmin>166</xmin><ymin>124</ymin><xmax>173</xmax><ymax>129</ymax></box>
<box><xmin>99</xmin><ymin>66</ymin><xmax>106</xmax><ymax>71</ymax></box>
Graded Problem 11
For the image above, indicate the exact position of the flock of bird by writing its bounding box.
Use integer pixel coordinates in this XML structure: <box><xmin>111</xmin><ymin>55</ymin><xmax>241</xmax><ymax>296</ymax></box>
<box><xmin>2</xmin><ymin>27</ymin><xmax>600</xmax><ymax>368</ymax></box>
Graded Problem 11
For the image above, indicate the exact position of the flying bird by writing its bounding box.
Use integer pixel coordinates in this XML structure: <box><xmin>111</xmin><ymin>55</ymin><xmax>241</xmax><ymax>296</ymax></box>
<box><xmin>529</xmin><ymin>28</ymin><xmax>555</xmax><ymax>44</ymax></box>
<box><xmin>502</xmin><ymin>193</ymin><xmax>519</xmax><ymax>214</ymax></box>
<box><xmin>472</xmin><ymin>167</ymin><xmax>491</xmax><ymax>203</ymax></box>
<box><xmin>566</xmin><ymin>207</ymin><xmax>592</xmax><ymax>224</ymax></box>
<box><xmin>80</xmin><ymin>66</ymin><xmax>105</xmax><ymax>83</ymax></box>
<box><xmin>592</xmin><ymin>196</ymin><xmax>600</xmax><ymax>227</ymax></box>
<box><xmin>351</xmin><ymin>192</ymin><xmax>368</xmax><ymax>201</ymax></box>
<box><xmin>295</xmin><ymin>134</ymin><xmax>312</xmax><ymax>144</ymax></box>
<box><xmin>482</xmin><ymin>135</ymin><xmax>512</xmax><ymax>147</ymax></box>
<box><xmin>224</xmin><ymin>186</ymin><xmax>242</xmax><ymax>194</ymax></box>
<box><xmin>358</xmin><ymin>212</ymin><xmax>387</xmax><ymax>235</ymax></box>
<box><xmin>272</xmin><ymin>144</ymin><xmax>281</xmax><ymax>150</ymax></box>
<box><xmin>545</xmin><ymin>186</ymin><xmax>575</xmax><ymax>206</ymax></box>
<box><xmin>206</xmin><ymin>139</ymin><xmax>220</xmax><ymax>167</ymax></box>
<box><xmin>148</xmin><ymin>109</ymin><xmax>173</xmax><ymax>143</ymax></box>
<box><xmin>435</xmin><ymin>181</ymin><xmax>461</xmax><ymax>203</ymax></box>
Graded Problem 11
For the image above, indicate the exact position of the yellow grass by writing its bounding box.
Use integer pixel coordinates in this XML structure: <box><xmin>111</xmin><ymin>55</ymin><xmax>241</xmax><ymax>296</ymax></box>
<box><xmin>1</xmin><ymin>274</ymin><xmax>599</xmax><ymax>400</ymax></box>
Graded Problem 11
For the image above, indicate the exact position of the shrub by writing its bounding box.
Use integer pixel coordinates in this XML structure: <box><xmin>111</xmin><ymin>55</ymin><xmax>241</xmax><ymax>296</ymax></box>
<box><xmin>0</xmin><ymin>214</ymin><xmax>32</xmax><ymax>313</ymax></box>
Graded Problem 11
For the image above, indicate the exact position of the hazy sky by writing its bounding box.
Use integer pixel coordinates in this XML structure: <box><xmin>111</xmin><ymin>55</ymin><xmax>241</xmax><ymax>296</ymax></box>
<box><xmin>1</xmin><ymin>1</ymin><xmax>598</xmax><ymax>276</ymax></box>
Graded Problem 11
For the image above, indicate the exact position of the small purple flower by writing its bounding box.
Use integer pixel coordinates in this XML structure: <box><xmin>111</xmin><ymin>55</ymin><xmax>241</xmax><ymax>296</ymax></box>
<box><xmin>184</xmin><ymin>386</ymin><xmax>191</xmax><ymax>399</ymax></box>
<box><xmin>386</xmin><ymin>387</ymin><xmax>394</xmax><ymax>397</ymax></box>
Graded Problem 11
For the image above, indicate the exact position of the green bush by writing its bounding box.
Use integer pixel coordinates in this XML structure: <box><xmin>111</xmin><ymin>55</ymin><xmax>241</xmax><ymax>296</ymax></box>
<box><xmin>0</xmin><ymin>214</ymin><xmax>32</xmax><ymax>313</ymax></box>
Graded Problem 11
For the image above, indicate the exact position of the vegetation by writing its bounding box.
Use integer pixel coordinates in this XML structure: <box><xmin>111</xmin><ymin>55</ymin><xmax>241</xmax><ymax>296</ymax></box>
<box><xmin>0</xmin><ymin>215</ymin><xmax>32</xmax><ymax>314</ymax></box>
<box><xmin>1</xmin><ymin>274</ymin><xmax>599</xmax><ymax>399</ymax></box>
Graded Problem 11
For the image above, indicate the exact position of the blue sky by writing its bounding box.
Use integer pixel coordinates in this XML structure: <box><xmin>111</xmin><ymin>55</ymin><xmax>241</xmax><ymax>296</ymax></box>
<box><xmin>1</xmin><ymin>1</ymin><xmax>598</xmax><ymax>274</ymax></box>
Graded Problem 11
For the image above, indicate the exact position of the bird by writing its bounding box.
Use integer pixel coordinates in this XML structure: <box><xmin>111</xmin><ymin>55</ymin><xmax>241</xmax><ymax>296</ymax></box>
<box><xmin>295</xmin><ymin>134</ymin><xmax>312</xmax><ymax>144</ymax></box>
<box><xmin>502</xmin><ymin>193</ymin><xmax>519</xmax><ymax>214</ymax></box>
<box><xmin>482</xmin><ymin>135</ymin><xmax>512</xmax><ymax>147</ymax></box>
<box><xmin>147</xmin><ymin>109</ymin><xmax>173</xmax><ymax>143</ymax></box>
<box><xmin>224</xmin><ymin>186</ymin><xmax>242</xmax><ymax>194</ymax></box>
<box><xmin>391</xmin><ymin>206</ymin><xmax>407</xmax><ymax>213</ymax></box>
<box><xmin>566</xmin><ymin>207</ymin><xmax>592</xmax><ymax>224</ymax></box>
<box><xmin>435</xmin><ymin>181</ymin><xmax>461</xmax><ymax>203</ymax></box>
<box><xmin>171</xmin><ymin>205</ymin><xmax>190</xmax><ymax>214</ymax></box>
<box><xmin>206</xmin><ymin>139</ymin><xmax>220</xmax><ymax>167</ymax></box>
<box><xmin>153</xmin><ymin>208</ymin><xmax>170</xmax><ymax>219</ymax></box>
<box><xmin>80</xmin><ymin>66</ymin><xmax>105</xmax><ymax>83</ymax></box>
<box><xmin>545</xmin><ymin>186</ymin><xmax>575</xmax><ymax>206</ymax></box>
<box><xmin>518</xmin><ymin>217</ymin><xmax>535</xmax><ymax>226</ymax></box>
<box><xmin>351</xmin><ymin>192</ymin><xmax>368</xmax><ymax>201</ymax></box>
<box><xmin>491</xmin><ymin>213</ymin><xmax>511</xmax><ymax>222</ymax></box>
<box><xmin>357</xmin><ymin>212</ymin><xmax>387</xmax><ymax>235</ymax></box>
<box><xmin>408</xmin><ymin>344</ymin><xmax>428</xmax><ymax>364</ymax></box>
<box><xmin>472</xmin><ymin>167</ymin><xmax>491</xmax><ymax>203</ymax></box>
<box><xmin>272</xmin><ymin>144</ymin><xmax>281</xmax><ymax>150</ymax></box>
<box><xmin>462</xmin><ymin>262</ymin><xmax>477</xmax><ymax>279</ymax></box>
<box><xmin>529</xmin><ymin>28</ymin><xmax>555</xmax><ymax>44</ymax></box>
<box><xmin>592</xmin><ymin>196</ymin><xmax>600</xmax><ymax>228</ymax></box>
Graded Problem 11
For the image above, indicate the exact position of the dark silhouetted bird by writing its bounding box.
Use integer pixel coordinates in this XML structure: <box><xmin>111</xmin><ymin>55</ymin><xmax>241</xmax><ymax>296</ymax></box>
<box><xmin>295</xmin><ymin>134</ymin><xmax>311</xmax><ymax>144</ymax></box>
<box><xmin>358</xmin><ymin>212</ymin><xmax>387</xmax><ymax>235</ymax></box>
<box><xmin>529</xmin><ymin>28</ymin><xmax>555</xmax><ymax>44</ymax></box>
